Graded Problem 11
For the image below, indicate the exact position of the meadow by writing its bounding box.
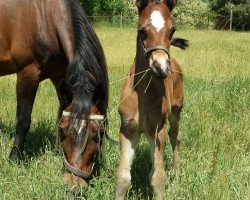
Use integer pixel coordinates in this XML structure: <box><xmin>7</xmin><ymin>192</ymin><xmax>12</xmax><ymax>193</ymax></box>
<box><xmin>0</xmin><ymin>28</ymin><xmax>249</xmax><ymax>199</ymax></box>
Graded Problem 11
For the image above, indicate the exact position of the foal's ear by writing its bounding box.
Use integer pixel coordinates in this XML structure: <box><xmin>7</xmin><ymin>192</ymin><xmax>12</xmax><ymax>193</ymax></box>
<box><xmin>163</xmin><ymin>0</ymin><xmax>178</xmax><ymax>12</ymax></box>
<box><xmin>135</xmin><ymin>0</ymin><xmax>178</xmax><ymax>14</ymax></box>
<box><xmin>135</xmin><ymin>0</ymin><xmax>151</xmax><ymax>14</ymax></box>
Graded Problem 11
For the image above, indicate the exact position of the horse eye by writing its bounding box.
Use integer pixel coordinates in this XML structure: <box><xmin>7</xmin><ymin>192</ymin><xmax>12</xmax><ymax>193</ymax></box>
<box><xmin>93</xmin><ymin>136</ymin><xmax>99</xmax><ymax>143</ymax></box>
<box><xmin>138</xmin><ymin>27</ymin><xmax>147</xmax><ymax>39</ymax></box>
<box><xmin>169</xmin><ymin>27</ymin><xmax>176</xmax><ymax>39</ymax></box>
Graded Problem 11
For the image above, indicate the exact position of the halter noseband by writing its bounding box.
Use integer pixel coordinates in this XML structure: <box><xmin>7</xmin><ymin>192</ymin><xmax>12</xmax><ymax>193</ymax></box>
<box><xmin>61</xmin><ymin>110</ymin><xmax>105</xmax><ymax>179</ymax></box>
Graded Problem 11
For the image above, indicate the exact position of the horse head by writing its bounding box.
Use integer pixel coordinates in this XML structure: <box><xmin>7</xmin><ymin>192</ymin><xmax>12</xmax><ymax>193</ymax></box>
<box><xmin>58</xmin><ymin>80</ymin><xmax>106</xmax><ymax>187</ymax></box>
<box><xmin>56</xmin><ymin>0</ymin><xmax>108</xmax><ymax>187</ymax></box>
<box><xmin>136</xmin><ymin>0</ymin><xmax>188</xmax><ymax>77</ymax></box>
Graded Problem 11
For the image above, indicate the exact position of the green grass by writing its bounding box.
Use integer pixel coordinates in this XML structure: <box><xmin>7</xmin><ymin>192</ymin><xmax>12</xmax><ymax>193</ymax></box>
<box><xmin>0</xmin><ymin>28</ymin><xmax>249</xmax><ymax>199</ymax></box>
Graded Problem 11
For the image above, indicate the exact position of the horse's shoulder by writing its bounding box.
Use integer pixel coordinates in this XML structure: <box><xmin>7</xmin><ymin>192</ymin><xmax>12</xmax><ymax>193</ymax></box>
<box><xmin>118</xmin><ymin>64</ymin><xmax>139</xmax><ymax>125</ymax></box>
<box><xmin>169</xmin><ymin>57</ymin><xmax>183</xmax><ymax>107</ymax></box>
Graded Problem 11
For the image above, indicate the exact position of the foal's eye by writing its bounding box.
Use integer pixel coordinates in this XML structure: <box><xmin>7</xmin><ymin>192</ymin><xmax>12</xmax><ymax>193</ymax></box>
<box><xmin>93</xmin><ymin>136</ymin><xmax>100</xmax><ymax>143</ymax></box>
<box><xmin>169</xmin><ymin>27</ymin><xmax>176</xmax><ymax>39</ymax></box>
<box><xmin>138</xmin><ymin>27</ymin><xmax>147</xmax><ymax>39</ymax></box>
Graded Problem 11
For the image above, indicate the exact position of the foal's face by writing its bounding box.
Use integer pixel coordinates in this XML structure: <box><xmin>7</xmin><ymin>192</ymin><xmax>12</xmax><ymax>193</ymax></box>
<box><xmin>59</xmin><ymin>105</ymin><xmax>103</xmax><ymax>187</ymax></box>
<box><xmin>138</xmin><ymin>3</ymin><xmax>175</xmax><ymax>77</ymax></box>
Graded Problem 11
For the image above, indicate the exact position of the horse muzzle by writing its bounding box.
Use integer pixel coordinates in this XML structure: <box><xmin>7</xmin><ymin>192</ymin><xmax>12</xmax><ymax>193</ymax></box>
<box><xmin>63</xmin><ymin>171</ymin><xmax>88</xmax><ymax>188</ymax></box>
<box><xmin>149</xmin><ymin>57</ymin><xmax>171</xmax><ymax>78</ymax></box>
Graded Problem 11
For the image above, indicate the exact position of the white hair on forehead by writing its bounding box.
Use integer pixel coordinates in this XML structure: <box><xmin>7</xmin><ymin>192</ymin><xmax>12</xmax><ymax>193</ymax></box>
<box><xmin>150</xmin><ymin>10</ymin><xmax>165</xmax><ymax>32</ymax></box>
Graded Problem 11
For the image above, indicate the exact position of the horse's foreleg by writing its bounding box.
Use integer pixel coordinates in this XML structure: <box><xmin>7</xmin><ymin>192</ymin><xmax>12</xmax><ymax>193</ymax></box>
<box><xmin>116</xmin><ymin>127</ymin><xmax>140</xmax><ymax>200</ymax></box>
<box><xmin>168</xmin><ymin>106</ymin><xmax>182</xmax><ymax>176</ymax></box>
<box><xmin>9</xmin><ymin>65</ymin><xmax>39</xmax><ymax>161</ymax></box>
<box><xmin>145</xmin><ymin>126</ymin><xmax>167</xmax><ymax>200</ymax></box>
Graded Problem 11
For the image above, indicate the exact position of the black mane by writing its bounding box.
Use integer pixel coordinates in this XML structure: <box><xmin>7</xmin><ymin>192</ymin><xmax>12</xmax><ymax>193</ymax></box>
<box><xmin>66</xmin><ymin>0</ymin><xmax>108</xmax><ymax>119</ymax></box>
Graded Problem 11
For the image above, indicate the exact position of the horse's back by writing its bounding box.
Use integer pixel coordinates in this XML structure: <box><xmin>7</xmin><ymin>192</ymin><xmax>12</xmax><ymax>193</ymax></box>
<box><xmin>0</xmin><ymin>0</ymin><xmax>64</xmax><ymax>76</ymax></box>
<box><xmin>0</xmin><ymin>0</ymin><xmax>17</xmax><ymax>75</ymax></box>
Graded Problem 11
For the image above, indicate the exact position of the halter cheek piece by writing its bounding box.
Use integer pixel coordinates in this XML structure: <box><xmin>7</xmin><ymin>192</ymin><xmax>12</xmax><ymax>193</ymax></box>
<box><xmin>61</xmin><ymin>110</ymin><xmax>105</xmax><ymax>179</ymax></box>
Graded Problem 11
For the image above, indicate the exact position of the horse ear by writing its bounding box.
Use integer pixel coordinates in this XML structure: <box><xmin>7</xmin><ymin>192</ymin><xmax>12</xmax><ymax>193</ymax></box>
<box><xmin>135</xmin><ymin>1</ymin><xmax>178</xmax><ymax>14</ymax></box>
<box><xmin>163</xmin><ymin>0</ymin><xmax>178</xmax><ymax>12</ymax></box>
<box><xmin>135</xmin><ymin>0</ymin><xmax>150</xmax><ymax>14</ymax></box>
<box><xmin>135</xmin><ymin>0</ymin><xmax>143</xmax><ymax>8</ymax></box>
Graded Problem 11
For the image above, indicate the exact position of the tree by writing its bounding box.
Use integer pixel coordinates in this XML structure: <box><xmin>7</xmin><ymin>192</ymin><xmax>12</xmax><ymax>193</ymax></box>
<box><xmin>173</xmin><ymin>0</ymin><xmax>215</xmax><ymax>29</ymax></box>
<box><xmin>208</xmin><ymin>0</ymin><xmax>250</xmax><ymax>30</ymax></box>
<box><xmin>80</xmin><ymin>0</ymin><xmax>124</xmax><ymax>15</ymax></box>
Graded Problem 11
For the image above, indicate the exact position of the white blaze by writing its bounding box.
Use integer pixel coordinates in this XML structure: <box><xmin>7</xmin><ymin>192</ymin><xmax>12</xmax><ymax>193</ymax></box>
<box><xmin>150</xmin><ymin>10</ymin><xmax>165</xmax><ymax>32</ymax></box>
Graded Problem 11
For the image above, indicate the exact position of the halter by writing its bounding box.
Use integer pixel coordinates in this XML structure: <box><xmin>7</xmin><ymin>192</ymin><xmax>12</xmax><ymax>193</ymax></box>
<box><xmin>61</xmin><ymin>110</ymin><xmax>105</xmax><ymax>179</ymax></box>
<box><xmin>137</xmin><ymin>27</ymin><xmax>171</xmax><ymax>58</ymax></box>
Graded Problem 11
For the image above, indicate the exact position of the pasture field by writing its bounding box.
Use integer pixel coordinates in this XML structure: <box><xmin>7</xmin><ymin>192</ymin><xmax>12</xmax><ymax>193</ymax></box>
<box><xmin>0</xmin><ymin>28</ymin><xmax>249</xmax><ymax>199</ymax></box>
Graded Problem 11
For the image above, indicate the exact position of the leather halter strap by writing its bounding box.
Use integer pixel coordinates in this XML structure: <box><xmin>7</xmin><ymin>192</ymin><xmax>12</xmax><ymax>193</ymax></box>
<box><xmin>143</xmin><ymin>45</ymin><xmax>170</xmax><ymax>57</ymax></box>
<box><xmin>63</xmin><ymin>154</ymin><xmax>95</xmax><ymax>179</ymax></box>
<box><xmin>62</xmin><ymin>110</ymin><xmax>105</xmax><ymax>120</ymax></box>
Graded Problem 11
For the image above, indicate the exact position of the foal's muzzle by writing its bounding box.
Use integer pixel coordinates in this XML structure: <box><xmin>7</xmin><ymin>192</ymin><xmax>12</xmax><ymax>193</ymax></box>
<box><xmin>149</xmin><ymin>50</ymin><xmax>171</xmax><ymax>78</ymax></box>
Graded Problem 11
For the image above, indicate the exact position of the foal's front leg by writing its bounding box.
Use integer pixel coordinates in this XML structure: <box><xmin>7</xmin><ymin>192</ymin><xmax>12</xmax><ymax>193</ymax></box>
<box><xmin>145</xmin><ymin>125</ymin><xmax>167</xmax><ymax>200</ymax></box>
<box><xmin>116</xmin><ymin>126</ymin><xmax>140</xmax><ymax>200</ymax></box>
<box><xmin>9</xmin><ymin>64</ymin><xmax>40</xmax><ymax>161</ymax></box>
<box><xmin>168</xmin><ymin>106</ymin><xmax>182</xmax><ymax>176</ymax></box>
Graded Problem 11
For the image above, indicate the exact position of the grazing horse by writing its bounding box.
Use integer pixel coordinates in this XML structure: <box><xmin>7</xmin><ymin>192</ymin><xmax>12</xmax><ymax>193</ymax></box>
<box><xmin>0</xmin><ymin>0</ymin><xmax>108</xmax><ymax>186</ymax></box>
<box><xmin>116</xmin><ymin>0</ymin><xmax>188</xmax><ymax>199</ymax></box>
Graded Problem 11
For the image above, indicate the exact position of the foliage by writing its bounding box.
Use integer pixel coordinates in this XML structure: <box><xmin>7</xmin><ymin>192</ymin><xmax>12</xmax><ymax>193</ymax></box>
<box><xmin>208</xmin><ymin>0</ymin><xmax>250</xmax><ymax>30</ymax></box>
<box><xmin>229</xmin><ymin>1</ymin><xmax>250</xmax><ymax>30</ymax></box>
<box><xmin>123</xmin><ymin>0</ymin><xmax>138</xmax><ymax>21</ymax></box>
<box><xmin>173</xmin><ymin>0</ymin><xmax>215</xmax><ymax>29</ymax></box>
<box><xmin>80</xmin><ymin>0</ymin><xmax>124</xmax><ymax>15</ymax></box>
<box><xmin>80</xmin><ymin>0</ymin><xmax>249</xmax><ymax>30</ymax></box>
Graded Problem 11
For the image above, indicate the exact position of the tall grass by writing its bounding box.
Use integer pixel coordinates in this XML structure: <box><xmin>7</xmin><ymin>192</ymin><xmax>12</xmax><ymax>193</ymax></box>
<box><xmin>0</xmin><ymin>29</ymin><xmax>249</xmax><ymax>199</ymax></box>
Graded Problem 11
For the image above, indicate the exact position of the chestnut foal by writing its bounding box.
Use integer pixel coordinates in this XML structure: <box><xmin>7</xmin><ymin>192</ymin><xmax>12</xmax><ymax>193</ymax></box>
<box><xmin>116</xmin><ymin>0</ymin><xmax>188</xmax><ymax>199</ymax></box>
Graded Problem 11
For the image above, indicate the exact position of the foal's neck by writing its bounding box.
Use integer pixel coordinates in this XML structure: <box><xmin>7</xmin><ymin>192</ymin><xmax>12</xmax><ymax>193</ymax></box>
<box><xmin>134</xmin><ymin>68</ymin><xmax>167</xmax><ymax>105</ymax></box>
<box><xmin>134</xmin><ymin>41</ymin><xmax>167</xmax><ymax>96</ymax></box>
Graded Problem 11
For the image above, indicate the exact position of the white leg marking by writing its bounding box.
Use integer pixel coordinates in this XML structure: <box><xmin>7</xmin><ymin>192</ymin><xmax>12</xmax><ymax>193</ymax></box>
<box><xmin>116</xmin><ymin>133</ymin><xmax>140</xmax><ymax>200</ymax></box>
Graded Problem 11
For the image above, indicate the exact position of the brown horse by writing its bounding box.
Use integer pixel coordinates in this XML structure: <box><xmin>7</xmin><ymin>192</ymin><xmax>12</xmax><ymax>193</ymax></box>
<box><xmin>0</xmin><ymin>0</ymin><xmax>108</xmax><ymax>187</ymax></box>
<box><xmin>116</xmin><ymin>0</ymin><xmax>188</xmax><ymax>199</ymax></box>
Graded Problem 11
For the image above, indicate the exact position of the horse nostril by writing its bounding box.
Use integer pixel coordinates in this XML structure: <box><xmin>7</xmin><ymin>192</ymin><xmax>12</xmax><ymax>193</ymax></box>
<box><xmin>153</xmin><ymin>60</ymin><xmax>160</xmax><ymax>69</ymax></box>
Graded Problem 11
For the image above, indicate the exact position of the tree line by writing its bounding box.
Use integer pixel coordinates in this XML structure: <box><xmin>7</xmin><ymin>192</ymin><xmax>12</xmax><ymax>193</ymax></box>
<box><xmin>80</xmin><ymin>0</ymin><xmax>250</xmax><ymax>31</ymax></box>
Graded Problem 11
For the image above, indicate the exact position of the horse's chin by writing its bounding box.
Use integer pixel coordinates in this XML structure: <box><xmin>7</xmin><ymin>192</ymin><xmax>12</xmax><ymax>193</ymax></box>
<box><xmin>156</xmin><ymin>74</ymin><xmax>168</xmax><ymax>79</ymax></box>
<box><xmin>152</xmin><ymin>71</ymin><xmax>169</xmax><ymax>79</ymax></box>
<box><xmin>149</xmin><ymin>67</ymin><xmax>170</xmax><ymax>79</ymax></box>
<box><xmin>63</xmin><ymin>172</ymin><xmax>88</xmax><ymax>189</ymax></box>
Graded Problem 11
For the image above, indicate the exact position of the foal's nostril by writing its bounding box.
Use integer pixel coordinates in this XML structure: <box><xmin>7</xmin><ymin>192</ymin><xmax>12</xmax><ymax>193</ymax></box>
<box><xmin>153</xmin><ymin>60</ymin><xmax>161</xmax><ymax>69</ymax></box>
<box><xmin>167</xmin><ymin>60</ymin><xmax>171</xmax><ymax>66</ymax></box>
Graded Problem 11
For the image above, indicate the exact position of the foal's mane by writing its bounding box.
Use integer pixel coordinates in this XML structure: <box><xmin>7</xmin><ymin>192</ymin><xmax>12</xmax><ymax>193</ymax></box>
<box><xmin>66</xmin><ymin>0</ymin><xmax>108</xmax><ymax>118</ymax></box>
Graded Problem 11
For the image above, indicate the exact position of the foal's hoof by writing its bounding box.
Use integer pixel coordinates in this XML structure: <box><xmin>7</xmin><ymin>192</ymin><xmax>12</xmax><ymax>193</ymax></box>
<box><xmin>63</xmin><ymin>172</ymin><xmax>88</xmax><ymax>189</ymax></box>
<box><xmin>9</xmin><ymin>147</ymin><xmax>23</xmax><ymax>163</ymax></box>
